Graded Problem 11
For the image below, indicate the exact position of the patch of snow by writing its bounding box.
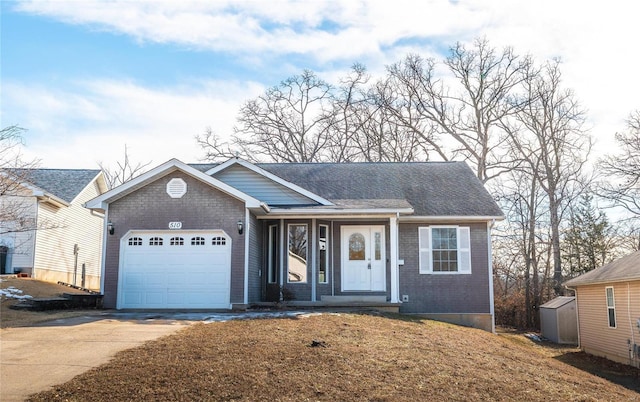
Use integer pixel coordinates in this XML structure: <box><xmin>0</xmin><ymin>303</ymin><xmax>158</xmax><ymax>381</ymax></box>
<box><xmin>525</xmin><ymin>333</ymin><xmax>544</xmax><ymax>342</ymax></box>
<box><xmin>0</xmin><ymin>286</ymin><xmax>33</xmax><ymax>300</ymax></box>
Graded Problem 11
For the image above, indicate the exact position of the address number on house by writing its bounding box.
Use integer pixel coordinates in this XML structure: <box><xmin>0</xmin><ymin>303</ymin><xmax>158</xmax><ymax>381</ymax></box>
<box><xmin>168</xmin><ymin>222</ymin><xmax>182</xmax><ymax>230</ymax></box>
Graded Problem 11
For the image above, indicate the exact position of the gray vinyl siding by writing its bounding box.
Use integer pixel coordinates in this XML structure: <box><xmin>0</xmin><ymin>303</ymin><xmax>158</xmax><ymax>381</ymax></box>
<box><xmin>248</xmin><ymin>213</ymin><xmax>262</xmax><ymax>303</ymax></box>
<box><xmin>103</xmin><ymin>171</ymin><xmax>246</xmax><ymax>309</ymax></box>
<box><xmin>398</xmin><ymin>222</ymin><xmax>491</xmax><ymax>314</ymax></box>
<box><xmin>213</xmin><ymin>164</ymin><xmax>317</xmax><ymax>206</ymax></box>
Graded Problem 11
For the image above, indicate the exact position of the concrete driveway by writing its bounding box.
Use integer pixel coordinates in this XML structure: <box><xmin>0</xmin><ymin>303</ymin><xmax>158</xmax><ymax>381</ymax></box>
<box><xmin>0</xmin><ymin>314</ymin><xmax>196</xmax><ymax>401</ymax></box>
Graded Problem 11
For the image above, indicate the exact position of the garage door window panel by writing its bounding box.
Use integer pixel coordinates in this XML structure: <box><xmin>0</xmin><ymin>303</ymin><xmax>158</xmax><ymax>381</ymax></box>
<box><xmin>212</xmin><ymin>236</ymin><xmax>226</xmax><ymax>245</ymax></box>
<box><xmin>170</xmin><ymin>237</ymin><xmax>184</xmax><ymax>246</ymax></box>
<box><xmin>128</xmin><ymin>237</ymin><xmax>143</xmax><ymax>246</ymax></box>
<box><xmin>149</xmin><ymin>237</ymin><xmax>163</xmax><ymax>246</ymax></box>
<box><xmin>191</xmin><ymin>237</ymin><xmax>205</xmax><ymax>246</ymax></box>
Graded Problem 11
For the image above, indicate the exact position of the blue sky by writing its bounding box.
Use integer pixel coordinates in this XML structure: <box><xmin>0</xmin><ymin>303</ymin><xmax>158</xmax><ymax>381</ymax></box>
<box><xmin>2</xmin><ymin>0</ymin><xmax>640</xmax><ymax>169</ymax></box>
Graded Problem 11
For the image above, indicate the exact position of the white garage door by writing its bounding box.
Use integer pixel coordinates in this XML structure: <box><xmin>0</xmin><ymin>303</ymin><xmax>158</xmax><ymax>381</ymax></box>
<box><xmin>118</xmin><ymin>231</ymin><xmax>231</xmax><ymax>309</ymax></box>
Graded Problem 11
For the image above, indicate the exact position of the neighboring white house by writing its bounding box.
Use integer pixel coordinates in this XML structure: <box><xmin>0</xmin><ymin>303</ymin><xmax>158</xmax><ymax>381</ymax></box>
<box><xmin>0</xmin><ymin>169</ymin><xmax>107</xmax><ymax>290</ymax></box>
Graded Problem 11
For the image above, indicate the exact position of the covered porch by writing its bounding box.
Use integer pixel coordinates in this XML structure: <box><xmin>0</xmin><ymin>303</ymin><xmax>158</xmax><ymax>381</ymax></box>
<box><xmin>254</xmin><ymin>208</ymin><xmax>408</xmax><ymax>310</ymax></box>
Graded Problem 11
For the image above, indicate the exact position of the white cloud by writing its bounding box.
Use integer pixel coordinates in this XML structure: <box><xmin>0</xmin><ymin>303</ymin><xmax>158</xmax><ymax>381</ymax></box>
<box><xmin>9</xmin><ymin>0</ymin><xmax>640</xmax><ymax>163</ymax></box>
<box><xmin>3</xmin><ymin>79</ymin><xmax>264</xmax><ymax>168</ymax></box>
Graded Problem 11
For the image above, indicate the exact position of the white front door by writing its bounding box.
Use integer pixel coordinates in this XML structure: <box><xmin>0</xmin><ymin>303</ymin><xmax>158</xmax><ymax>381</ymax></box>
<box><xmin>341</xmin><ymin>226</ymin><xmax>386</xmax><ymax>291</ymax></box>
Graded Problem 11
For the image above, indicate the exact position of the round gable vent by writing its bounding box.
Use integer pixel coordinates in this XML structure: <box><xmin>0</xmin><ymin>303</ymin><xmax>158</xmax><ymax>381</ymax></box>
<box><xmin>166</xmin><ymin>178</ymin><xmax>187</xmax><ymax>198</ymax></box>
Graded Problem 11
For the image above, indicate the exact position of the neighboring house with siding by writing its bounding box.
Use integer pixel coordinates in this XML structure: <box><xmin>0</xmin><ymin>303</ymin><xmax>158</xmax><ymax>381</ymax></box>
<box><xmin>0</xmin><ymin>169</ymin><xmax>107</xmax><ymax>290</ymax></box>
<box><xmin>85</xmin><ymin>158</ymin><xmax>504</xmax><ymax>331</ymax></box>
<box><xmin>565</xmin><ymin>251</ymin><xmax>640</xmax><ymax>368</ymax></box>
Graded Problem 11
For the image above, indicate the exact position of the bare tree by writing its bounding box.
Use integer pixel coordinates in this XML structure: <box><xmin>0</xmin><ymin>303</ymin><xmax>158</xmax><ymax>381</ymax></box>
<box><xmin>598</xmin><ymin>110</ymin><xmax>640</xmax><ymax>217</ymax></box>
<box><xmin>199</xmin><ymin>70</ymin><xmax>336</xmax><ymax>163</ymax></box>
<box><xmin>98</xmin><ymin>145</ymin><xmax>151</xmax><ymax>189</ymax></box>
<box><xmin>382</xmin><ymin>38</ymin><xmax>533</xmax><ymax>183</ymax></box>
<box><xmin>504</xmin><ymin>59</ymin><xmax>591</xmax><ymax>295</ymax></box>
<box><xmin>0</xmin><ymin>125</ymin><xmax>41</xmax><ymax>237</ymax></box>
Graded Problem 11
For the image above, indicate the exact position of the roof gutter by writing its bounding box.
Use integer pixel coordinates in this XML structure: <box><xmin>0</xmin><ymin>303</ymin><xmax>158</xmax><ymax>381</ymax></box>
<box><xmin>36</xmin><ymin>194</ymin><xmax>69</xmax><ymax>208</ymax></box>
<box><xmin>256</xmin><ymin>207</ymin><xmax>414</xmax><ymax>219</ymax></box>
<box><xmin>399</xmin><ymin>215</ymin><xmax>505</xmax><ymax>223</ymax></box>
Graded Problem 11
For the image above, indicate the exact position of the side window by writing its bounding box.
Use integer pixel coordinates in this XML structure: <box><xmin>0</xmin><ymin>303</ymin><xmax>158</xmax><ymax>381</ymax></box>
<box><xmin>606</xmin><ymin>287</ymin><xmax>616</xmax><ymax>328</ymax></box>
<box><xmin>288</xmin><ymin>224</ymin><xmax>308</xmax><ymax>283</ymax></box>
<box><xmin>419</xmin><ymin>226</ymin><xmax>471</xmax><ymax>274</ymax></box>
<box><xmin>318</xmin><ymin>224</ymin><xmax>329</xmax><ymax>284</ymax></box>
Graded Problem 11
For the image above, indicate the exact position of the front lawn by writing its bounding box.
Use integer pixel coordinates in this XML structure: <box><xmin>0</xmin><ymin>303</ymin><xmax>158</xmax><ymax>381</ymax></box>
<box><xmin>28</xmin><ymin>313</ymin><xmax>639</xmax><ymax>401</ymax></box>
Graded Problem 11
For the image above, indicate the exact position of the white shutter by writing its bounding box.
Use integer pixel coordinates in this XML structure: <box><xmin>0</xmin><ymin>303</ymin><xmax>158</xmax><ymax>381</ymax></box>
<box><xmin>418</xmin><ymin>227</ymin><xmax>432</xmax><ymax>274</ymax></box>
<box><xmin>458</xmin><ymin>226</ymin><xmax>471</xmax><ymax>274</ymax></box>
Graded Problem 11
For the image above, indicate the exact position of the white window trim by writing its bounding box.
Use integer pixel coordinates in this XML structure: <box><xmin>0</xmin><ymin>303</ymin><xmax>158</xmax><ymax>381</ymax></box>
<box><xmin>287</xmin><ymin>223</ymin><xmax>308</xmax><ymax>284</ymax></box>
<box><xmin>419</xmin><ymin>225</ymin><xmax>471</xmax><ymax>275</ymax></box>
<box><xmin>605</xmin><ymin>286</ymin><xmax>616</xmax><ymax>329</ymax></box>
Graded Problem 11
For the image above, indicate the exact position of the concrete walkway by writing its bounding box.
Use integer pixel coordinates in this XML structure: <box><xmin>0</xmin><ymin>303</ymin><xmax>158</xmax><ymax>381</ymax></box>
<box><xmin>0</xmin><ymin>315</ymin><xmax>195</xmax><ymax>401</ymax></box>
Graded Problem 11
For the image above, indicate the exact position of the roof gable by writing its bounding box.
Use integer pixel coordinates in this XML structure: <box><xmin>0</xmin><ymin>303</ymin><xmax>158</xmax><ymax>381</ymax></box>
<box><xmin>212</xmin><ymin>163</ymin><xmax>320</xmax><ymax>206</ymax></box>
<box><xmin>85</xmin><ymin>159</ymin><xmax>262</xmax><ymax>211</ymax></box>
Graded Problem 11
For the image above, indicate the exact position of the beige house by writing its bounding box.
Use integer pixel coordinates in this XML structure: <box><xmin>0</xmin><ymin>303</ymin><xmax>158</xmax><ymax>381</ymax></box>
<box><xmin>565</xmin><ymin>251</ymin><xmax>640</xmax><ymax>368</ymax></box>
<box><xmin>0</xmin><ymin>169</ymin><xmax>107</xmax><ymax>290</ymax></box>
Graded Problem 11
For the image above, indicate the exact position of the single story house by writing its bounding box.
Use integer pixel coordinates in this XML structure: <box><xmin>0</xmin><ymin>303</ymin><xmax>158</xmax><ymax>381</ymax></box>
<box><xmin>565</xmin><ymin>250</ymin><xmax>640</xmax><ymax>368</ymax></box>
<box><xmin>0</xmin><ymin>169</ymin><xmax>107</xmax><ymax>290</ymax></box>
<box><xmin>85</xmin><ymin>158</ymin><xmax>504</xmax><ymax>332</ymax></box>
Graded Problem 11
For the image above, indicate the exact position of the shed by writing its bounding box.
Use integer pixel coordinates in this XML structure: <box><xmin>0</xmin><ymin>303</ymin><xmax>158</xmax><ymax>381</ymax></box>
<box><xmin>540</xmin><ymin>296</ymin><xmax>578</xmax><ymax>344</ymax></box>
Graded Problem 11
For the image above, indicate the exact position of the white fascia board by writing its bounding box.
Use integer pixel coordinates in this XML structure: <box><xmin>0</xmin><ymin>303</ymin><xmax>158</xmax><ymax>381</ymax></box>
<box><xmin>398</xmin><ymin>215</ymin><xmax>505</xmax><ymax>223</ymax></box>
<box><xmin>69</xmin><ymin>170</ymin><xmax>106</xmax><ymax>205</ymax></box>
<box><xmin>205</xmin><ymin>157</ymin><xmax>334</xmax><ymax>206</ymax></box>
<box><xmin>256</xmin><ymin>207</ymin><xmax>414</xmax><ymax>220</ymax></box>
<box><xmin>85</xmin><ymin>158</ymin><xmax>262</xmax><ymax>210</ymax></box>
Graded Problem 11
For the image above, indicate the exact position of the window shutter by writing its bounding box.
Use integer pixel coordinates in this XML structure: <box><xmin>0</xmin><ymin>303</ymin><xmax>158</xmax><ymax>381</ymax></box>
<box><xmin>458</xmin><ymin>226</ymin><xmax>471</xmax><ymax>274</ymax></box>
<box><xmin>418</xmin><ymin>227</ymin><xmax>432</xmax><ymax>274</ymax></box>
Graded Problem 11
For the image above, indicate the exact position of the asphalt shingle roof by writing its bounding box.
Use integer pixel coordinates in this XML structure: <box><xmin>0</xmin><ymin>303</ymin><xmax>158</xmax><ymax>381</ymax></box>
<box><xmin>191</xmin><ymin>161</ymin><xmax>503</xmax><ymax>217</ymax></box>
<box><xmin>257</xmin><ymin>162</ymin><xmax>503</xmax><ymax>217</ymax></box>
<box><xmin>565</xmin><ymin>250</ymin><xmax>640</xmax><ymax>287</ymax></box>
<box><xmin>20</xmin><ymin>169</ymin><xmax>101</xmax><ymax>203</ymax></box>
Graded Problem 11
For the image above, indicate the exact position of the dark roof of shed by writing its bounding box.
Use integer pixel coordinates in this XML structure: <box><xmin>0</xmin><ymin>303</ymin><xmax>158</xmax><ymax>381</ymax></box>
<box><xmin>565</xmin><ymin>250</ymin><xmax>640</xmax><ymax>287</ymax></box>
<box><xmin>15</xmin><ymin>169</ymin><xmax>101</xmax><ymax>203</ymax></box>
<box><xmin>540</xmin><ymin>296</ymin><xmax>575</xmax><ymax>309</ymax></box>
<box><xmin>258</xmin><ymin>162</ymin><xmax>503</xmax><ymax>217</ymax></box>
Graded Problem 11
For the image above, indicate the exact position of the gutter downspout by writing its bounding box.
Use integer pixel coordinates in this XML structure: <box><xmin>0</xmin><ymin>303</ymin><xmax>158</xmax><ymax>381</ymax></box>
<box><xmin>566</xmin><ymin>285</ymin><xmax>581</xmax><ymax>349</ymax></box>
<box><xmin>389</xmin><ymin>213</ymin><xmax>400</xmax><ymax>303</ymax></box>
<box><xmin>487</xmin><ymin>219</ymin><xmax>496</xmax><ymax>334</ymax></box>
<box><xmin>311</xmin><ymin>218</ymin><xmax>316</xmax><ymax>302</ymax></box>
<box><xmin>243</xmin><ymin>209</ymin><xmax>250</xmax><ymax>306</ymax></box>
<box><xmin>99</xmin><ymin>205</ymin><xmax>108</xmax><ymax>295</ymax></box>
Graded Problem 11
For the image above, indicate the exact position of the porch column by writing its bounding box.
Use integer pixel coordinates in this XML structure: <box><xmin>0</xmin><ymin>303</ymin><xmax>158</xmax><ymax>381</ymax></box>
<box><xmin>389</xmin><ymin>215</ymin><xmax>400</xmax><ymax>303</ymax></box>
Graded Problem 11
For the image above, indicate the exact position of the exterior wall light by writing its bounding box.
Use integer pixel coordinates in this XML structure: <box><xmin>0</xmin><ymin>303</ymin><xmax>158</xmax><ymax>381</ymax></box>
<box><xmin>237</xmin><ymin>219</ymin><xmax>244</xmax><ymax>235</ymax></box>
<box><xmin>107</xmin><ymin>221</ymin><xmax>114</xmax><ymax>235</ymax></box>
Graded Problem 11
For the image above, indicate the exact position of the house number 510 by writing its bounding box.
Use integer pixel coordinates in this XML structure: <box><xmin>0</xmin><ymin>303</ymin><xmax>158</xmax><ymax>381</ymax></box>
<box><xmin>168</xmin><ymin>222</ymin><xmax>182</xmax><ymax>229</ymax></box>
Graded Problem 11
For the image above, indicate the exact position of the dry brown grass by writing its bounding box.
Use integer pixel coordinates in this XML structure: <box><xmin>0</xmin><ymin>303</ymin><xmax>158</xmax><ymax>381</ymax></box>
<box><xmin>28</xmin><ymin>313</ymin><xmax>640</xmax><ymax>402</ymax></box>
<box><xmin>0</xmin><ymin>277</ymin><xmax>98</xmax><ymax>328</ymax></box>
